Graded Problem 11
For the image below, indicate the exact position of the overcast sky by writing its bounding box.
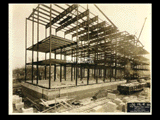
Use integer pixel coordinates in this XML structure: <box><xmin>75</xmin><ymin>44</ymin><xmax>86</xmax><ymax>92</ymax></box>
<box><xmin>9</xmin><ymin>4</ymin><xmax>151</xmax><ymax>70</ymax></box>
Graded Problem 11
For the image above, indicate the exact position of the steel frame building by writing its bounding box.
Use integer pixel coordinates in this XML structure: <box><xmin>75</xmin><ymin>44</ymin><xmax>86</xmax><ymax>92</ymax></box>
<box><xmin>25</xmin><ymin>4</ymin><xmax>150</xmax><ymax>89</ymax></box>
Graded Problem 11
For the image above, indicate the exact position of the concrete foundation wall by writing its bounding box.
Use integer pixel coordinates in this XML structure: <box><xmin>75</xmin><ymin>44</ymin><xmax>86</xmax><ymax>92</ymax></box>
<box><xmin>21</xmin><ymin>80</ymin><xmax>126</xmax><ymax>100</ymax></box>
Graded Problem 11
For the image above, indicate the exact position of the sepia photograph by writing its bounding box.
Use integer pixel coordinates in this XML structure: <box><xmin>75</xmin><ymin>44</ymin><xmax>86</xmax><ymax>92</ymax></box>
<box><xmin>9</xmin><ymin>3</ymin><xmax>152</xmax><ymax>115</ymax></box>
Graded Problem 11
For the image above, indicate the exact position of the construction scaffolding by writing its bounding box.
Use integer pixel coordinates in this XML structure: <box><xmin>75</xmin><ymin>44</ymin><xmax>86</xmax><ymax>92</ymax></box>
<box><xmin>25</xmin><ymin>4</ymin><xmax>150</xmax><ymax>89</ymax></box>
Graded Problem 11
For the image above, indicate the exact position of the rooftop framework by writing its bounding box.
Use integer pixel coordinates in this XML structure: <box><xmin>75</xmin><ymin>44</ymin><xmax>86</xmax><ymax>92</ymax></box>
<box><xmin>25</xmin><ymin>4</ymin><xmax>150</xmax><ymax>89</ymax></box>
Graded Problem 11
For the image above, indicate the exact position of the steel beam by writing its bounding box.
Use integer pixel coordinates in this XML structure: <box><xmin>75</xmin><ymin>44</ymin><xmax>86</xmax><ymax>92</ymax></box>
<box><xmin>64</xmin><ymin>50</ymin><xmax>66</xmax><ymax>81</ymax></box>
<box><xmin>54</xmin><ymin>50</ymin><xmax>56</xmax><ymax>81</ymax></box>
<box><xmin>60</xmin><ymin>48</ymin><xmax>62</xmax><ymax>82</ymax></box>
<box><xmin>71</xmin><ymin>49</ymin><xmax>73</xmax><ymax>81</ymax></box>
<box><xmin>32</xmin><ymin>10</ymin><xmax>34</xmax><ymax>84</ymax></box>
<box><xmin>65</xmin><ymin>16</ymin><xmax>98</xmax><ymax>35</ymax></box>
<box><xmin>45</xmin><ymin>27</ymin><xmax>47</xmax><ymax>80</ymax></box>
<box><xmin>49</xmin><ymin>4</ymin><xmax>52</xmax><ymax>89</ymax></box>
<box><xmin>36</xmin><ymin>6</ymin><xmax>39</xmax><ymax>85</ymax></box>
<box><xmin>25</xmin><ymin>18</ymin><xmax>27</xmax><ymax>82</ymax></box>
<box><xmin>87</xmin><ymin>4</ymin><xmax>90</xmax><ymax>85</ymax></box>
<box><xmin>46</xmin><ymin>4</ymin><xmax>78</xmax><ymax>28</ymax></box>
<box><xmin>56</xmin><ymin>9</ymin><xmax>89</xmax><ymax>32</ymax></box>
<box><xmin>94</xmin><ymin>4</ymin><xmax>117</xmax><ymax>28</ymax></box>
<box><xmin>75</xmin><ymin>5</ymin><xmax>79</xmax><ymax>86</ymax></box>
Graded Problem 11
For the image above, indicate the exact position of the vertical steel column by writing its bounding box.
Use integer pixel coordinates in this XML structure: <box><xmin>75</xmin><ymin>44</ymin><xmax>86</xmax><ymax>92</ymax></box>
<box><xmin>49</xmin><ymin>4</ymin><xmax>52</xmax><ymax>89</ymax></box>
<box><xmin>74</xmin><ymin>50</ymin><xmax>75</xmax><ymax>80</ymax></box>
<box><xmin>123</xmin><ymin>33</ymin><xmax>126</xmax><ymax>80</ymax></box>
<box><xmin>80</xmin><ymin>65</ymin><xmax>82</xmax><ymax>80</ymax></box>
<box><xmin>75</xmin><ymin>5</ymin><xmax>79</xmax><ymax>86</ymax></box>
<box><xmin>64</xmin><ymin>48</ymin><xmax>66</xmax><ymax>81</ymax></box>
<box><xmin>36</xmin><ymin>5</ymin><xmax>39</xmax><ymax>85</ymax></box>
<box><xmin>103</xmin><ymin>27</ymin><xmax>107</xmax><ymax>82</ymax></box>
<box><xmin>87</xmin><ymin>4</ymin><xmax>89</xmax><ymax>85</ymax></box>
<box><xmin>80</xmin><ymin>41</ymin><xmax>82</xmax><ymax>81</ymax></box>
<box><xmin>32</xmin><ymin>10</ymin><xmax>34</xmax><ymax>84</ymax></box>
<box><xmin>60</xmin><ymin>48</ymin><xmax>62</xmax><ymax>82</ymax></box>
<box><xmin>64</xmin><ymin>33</ymin><xmax>66</xmax><ymax>81</ymax></box>
<box><xmin>71</xmin><ymin>36</ymin><xmax>73</xmax><ymax>81</ymax></box>
<box><xmin>110</xmin><ymin>27</ymin><xmax>113</xmax><ymax>82</ymax></box>
<box><xmin>45</xmin><ymin>53</ymin><xmax>47</xmax><ymax>80</ymax></box>
<box><xmin>54</xmin><ymin>31</ymin><xmax>57</xmax><ymax>81</ymax></box>
<box><xmin>94</xmin><ymin>68</ymin><xmax>95</xmax><ymax>79</ymax></box>
<box><xmin>115</xmin><ymin>31</ymin><xmax>117</xmax><ymax>81</ymax></box>
<box><xmin>96</xmin><ymin>17</ymin><xmax>99</xmax><ymax>84</ymax></box>
<box><xmin>25</xmin><ymin>18</ymin><xmax>27</xmax><ymax>82</ymax></box>
<box><xmin>45</xmin><ymin>28</ymin><xmax>47</xmax><ymax>80</ymax></box>
<box><xmin>54</xmin><ymin>50</ymin><xmax>56</xmax><ymax>81</ymax></box>
<box><xmin>71</xmin><ymin>49</ymin><xmax>73</xmax><ymax>81</ymax></box>
<box><xmin>64</xmin><ymin>50</ymin><xmax>66</xmax><ymax>81</ymax></box>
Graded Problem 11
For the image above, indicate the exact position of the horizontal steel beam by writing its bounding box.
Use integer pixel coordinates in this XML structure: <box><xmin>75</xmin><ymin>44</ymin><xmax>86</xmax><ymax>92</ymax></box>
<box><xmin>79</xmin><ymin>27</ymin><xmax>117</xmax><ymax>41</ymax></box>
<box><xmin>56</xmin><ymin>9</ymin><xmax>89</xmax><ymax>32</ymax></box>
<box><xmin>46</xmin><ymin>4</ymin><xmax>78</xmax><ymax>28</ymax></box>
<box><xmin>65</xmin><ymin>16</ymin><xmax>98</xmax><ymax>35</ymax></box>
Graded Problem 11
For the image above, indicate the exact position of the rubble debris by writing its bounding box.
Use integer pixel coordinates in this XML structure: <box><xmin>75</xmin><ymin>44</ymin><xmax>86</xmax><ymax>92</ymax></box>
<box><xmin>122</xmin><ymin>96</ymin><xmax>129</xmax><ymax>103</ymax></box>
<box><xmin>15</xmin><ymin>102</ymin><xmax>24</xmax><ymax>111</ymax></box>
<box><xmin>107</xmin><ymin>93</ymin><xmax>116</xmax><ymax>99</ymax></box>
<box><xmin>113</xmin><ymin>98</ymin><xmax>123</xmax><ymax>105</ymax></box>
<box><xmin>102</xmin><ymin>101</ymin><xmax>117</xmax><ymax>112</ymax></box>
<box><xmin>72</xmin><ymin>100</ymin><xmax>81</xmax><ymax>106</ymax></box>
<box><xmin>117</xmin><ymin>102</ymin><xmax>126</xmax><ymax>112</ymax></box>
<box><xmin>22</xmin><ymin>107</ymin><xmax>34</xmax><ymax>113</ymax></box>
<box><xmin>12</xmin><ymin>95</ymin><xmax>22</xmax><ymax>104</ymax></box>
<box><xmin>92</xmin><ymin>89</ymin><xmax>108</xmax><ymax>100</ymax></box>
<box><xmin>92</xmin><ymin>105</ymin><xmax>105</xmax><ymax>112</ymax></box>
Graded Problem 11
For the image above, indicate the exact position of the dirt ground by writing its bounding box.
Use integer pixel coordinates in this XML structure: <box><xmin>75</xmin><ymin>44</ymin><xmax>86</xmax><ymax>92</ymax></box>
<box><xmin>12</xmin><ymin>79</ymin><xmax>151</xmax><ymax>113</ymax></box>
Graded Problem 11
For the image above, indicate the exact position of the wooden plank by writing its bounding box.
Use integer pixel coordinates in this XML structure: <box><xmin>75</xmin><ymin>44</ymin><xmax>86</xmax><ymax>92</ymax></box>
<box><xmin>40</xmin><ymin>99</ymin><xmax>49</xmax><ymax>107</ymax></box>
<box><xmin>26</xmin><ymin>97</ymin><xmax>40</xmax><ymax>111</ymax></box>
<box><xmin>63</xmin><ymin>101</ymin><xmax>73</xmax><ymax>108</ymax></box>
<box><xmin>59</xmin><ymin>102</ymin><xmax>68</xmax><ymax>109</ymax></box>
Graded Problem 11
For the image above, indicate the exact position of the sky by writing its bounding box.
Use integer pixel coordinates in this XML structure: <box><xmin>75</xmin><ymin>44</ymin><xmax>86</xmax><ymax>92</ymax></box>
<box><xmin>9</xmin><ymin>3</ymin><xmax>152</xmax><ymax>70</ymax></box>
